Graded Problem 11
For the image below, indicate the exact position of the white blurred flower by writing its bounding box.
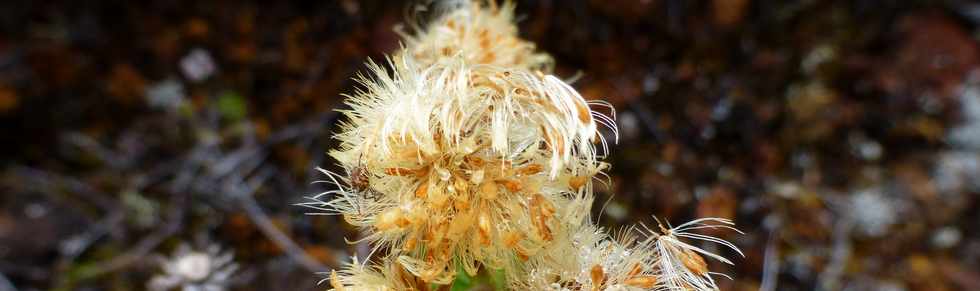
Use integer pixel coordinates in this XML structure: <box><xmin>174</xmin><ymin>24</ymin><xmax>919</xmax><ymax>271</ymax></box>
<box><xmin>934</xmin><ymin>151</ymin><xmax>980</xmax><ymax>193</ymax></box>
<box><xmin>148</xmin><ymin>244</ymin><xmax>238</xmax><ymax>291</ymax></box>
<box><xmin>146</xmin><ymin>79</ymin><xmax>186</xmax><ymax>111</ymax></box>
<box><xmin>847</xmin><ymin>188</ymin><xmax>899</xmax><ymax>238</ymax></box>
<box><xmin>180</xmin><ymin>48</ymin><xmax>217</xmax><ymax>82</ymax></box>
<box><xmin>949</xmin><ymin>73</ymin><xmax>980</xmax><ymax>150</ymax></box>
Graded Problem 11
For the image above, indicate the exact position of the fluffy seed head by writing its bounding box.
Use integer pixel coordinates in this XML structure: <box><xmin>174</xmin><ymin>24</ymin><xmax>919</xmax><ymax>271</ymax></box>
<box><xmin>512</xmin><ymin>218</ymin><xmax>742</xmax><ymax>291</ymax></box>
<box><xmin>302</xmin><ymin>1</ymin><xmax>745</xmax><ymax>289</ymax></box>
<box><xmin>512</xmin><ymin>224</ymin><xmax>661</xmax><ymax>290</ymax></box>
<box><xmin>304</xmin><ymin>49</ymin><xmax>615</xmax><ymax>282</ymax></box>
<box><xmin>399</xmin><ymin>1</ymin><xmax>553</xmax><ymax>71</ymax></box>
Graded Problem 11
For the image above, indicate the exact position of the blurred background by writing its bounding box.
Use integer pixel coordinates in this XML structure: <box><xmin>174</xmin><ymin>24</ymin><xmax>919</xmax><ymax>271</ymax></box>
<box><xmin>2</xmin><ymin>0</ymin><xmax>980</xmax><ymax>290</ymax></box>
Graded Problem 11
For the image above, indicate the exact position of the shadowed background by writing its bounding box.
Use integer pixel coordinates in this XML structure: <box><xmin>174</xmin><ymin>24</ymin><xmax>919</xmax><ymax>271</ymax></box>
<box><xmin>2</xmin><ymin>0</ymin><xmax>979</xmax><ymax>290</ymax></box>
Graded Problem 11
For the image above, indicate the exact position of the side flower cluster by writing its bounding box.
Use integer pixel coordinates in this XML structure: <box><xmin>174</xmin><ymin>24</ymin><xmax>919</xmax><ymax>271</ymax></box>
<box><xmin>302</xmin><ymin>2</ymin><xmax>742</xmax><ymax>290</ymax></box>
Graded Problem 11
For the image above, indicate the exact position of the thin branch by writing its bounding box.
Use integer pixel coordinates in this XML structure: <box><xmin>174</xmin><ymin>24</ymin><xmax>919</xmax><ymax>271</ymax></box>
<box><xmin>0</xmin><ymin>272</ymin><xmax>17</xmax><ymax>291</ymax></box>
<box><xmin>759</xmin><ymin>229</ymin><xmax>780</xmax><ymax>291</ymax></box>
<box><xmin>7</xmin><ymin>166</ymin><xmax>117</xmax><ymax>211</ymax></box>
<box><xmin>61</xmin><ymin>132</ymin><xmax>130</xmax><ymax>169</ymax></box>
<box><xmin>817</xmin><ymin>219</ymin><xmax>853</xmax><ymax>291</ymax></box>
<box><xmin>627</xmin><ymin>99</ymin><xmax>665</xmax><ymax>141</ymax></box>
<box><xmin>58</xmin><ymin>210</ymin><xmax>125</xmax><ymax>261</ymax></box>
<box><xmin>80</xmin><ymin>191</ymin><xmax>186</xmax><ymax>279</ymax></box>
<box><xmin>232</xmin><ymin>167</ymin><xmax>329</xmax><ymax>273</ymax></box>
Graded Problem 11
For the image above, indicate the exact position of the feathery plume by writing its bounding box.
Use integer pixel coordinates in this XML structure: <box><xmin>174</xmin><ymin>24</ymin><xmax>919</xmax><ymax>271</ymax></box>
<box><xmin>642</xmin><ymin>218</ymin><xmax>744</xmax><ymax>291</ymax></box>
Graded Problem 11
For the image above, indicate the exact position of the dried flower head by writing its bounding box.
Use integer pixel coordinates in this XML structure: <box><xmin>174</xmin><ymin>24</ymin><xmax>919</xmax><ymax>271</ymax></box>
<box><xmin>305</xmin><ymin>54</ymin><xmax>615</xmax><ymax>282</ymax></box>
<box><xmin>303</xmin><ymin>1</ymin><xmax>744</xmax><ymax>289</ymax></box>
<box><xmin>148</xmin><ymin>243</ymin><xmax>239</xmax><ymax>291</ymax></box>
<box><xmin>399</xmin><ymin>1</ymin><xmax>553</xmax><ymax>71</ymax></box>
